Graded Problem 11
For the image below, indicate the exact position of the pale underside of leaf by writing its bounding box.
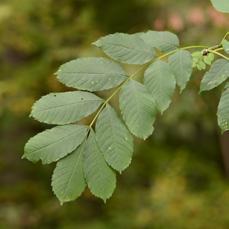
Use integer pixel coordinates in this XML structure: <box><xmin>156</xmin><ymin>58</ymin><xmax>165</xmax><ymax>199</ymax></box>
<box><xmin>119</xmin><ymin>80</ymin><xmax>157</xmax><ymax>139</ymax></box>
<box><xmin>200</xmin><ymin>59</ymin><xmax>229</xmax><ymax>92</ymax></box>
<box><xmin>222</xmin><ymin>39</ymin><xmax>229</xmax><ymax>54</ymax></box>
<box><xmin>56</xmin><ymin>57</ymin><xmax>127</xmax><ymax>91</ymax></box>
<box><xmin>210</xmin><ymin>0</ymin><xmax>229</xmax><ymax>13</ymax></box>
<box><xmin>138</xmin><ymin>31</ymin><xmax>179</xmax><ymax>52</ymax></box>
<box><xmin>23</xmin><ymin>125</ymin><xmax>88</xmax><ymax>164</ymax></box>
<box><xmin>168</xmin><ymin>50</ymin><xmax>193</xmax><ymax>92</ymax></box>
<box><xmin>51</xmin><ymin>143</ymin><xmax>86</xmax><ymax>204</ymax></box>
<box><xmin>93</xmin><ymin>33</ymin><xmax>155</xmax><ymax>65</ymax></box>
<box><xmin>217</xmin><ymin>83</ymin><xmax>229</xmax><ymax>132</ymax></box>
<box><xmin>96</xmin><ymin>105</ymin><xmax>134</xmax><ymax>172</ymax></box>
<box><xmin>83</xmin><ymin>131</ymin><xmax>116</xmax><ymax>201</ymax></box>
<box><xmin>144</xmin><ymin>60</ymin><xmax>176</xmax><ymax>113</ymax></box>
<box><xmin>30</xmin><ymin>91</ymin><xmax>103</xmax><ymax>125</ymax></box>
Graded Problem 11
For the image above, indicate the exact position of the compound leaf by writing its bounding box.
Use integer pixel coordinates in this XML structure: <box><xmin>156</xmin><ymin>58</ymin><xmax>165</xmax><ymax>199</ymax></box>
<box><xmin>200</xmin><ymin>59</ymin><xmax>229</xmax><ymax>92</ymax></box>
<box><xmin>217</xmin><ymin>83</ymin><xmax>229</xmax><ymax>132</ymax></box>
<box><xmin>23</xmin><ymin>125</ymin><xmax>88</xmax><ymax>164</ymax></box>
<box><xmin>84</xmin><ymin>131</ymin><xmax>116</xmax><ymax>201</ymax></box>
<box><xmin>144</xmin><ymin>60</ymin><xmax>176</xmax><ymax>113</ymax></box>
<box><xmin>93</xmin><ymin>33</ymin><xmax>155</xmax><ymax>65</ymax></box>
<box><xmin>52</xmin><ymin>143</ymin><xmax>86</xmax><ymax>204</ymax></box>
<box><xmin>31</xmin><ymin>91</ymin><xmax>103</xmax><ymax>124</ymax></box>
<box><xmin>168</xmin><ymin>50</ymin><xmax>193</xmax><ymax>92</ymax></box>
<box><xmin>119</xmin><ymin>80</ymin><xmax>156</xmax><ymax>139</ymax></box>
<box><xmin>96</xmin><ymin>105</ymin><xmax>134</xmax><ymax>173</ymax></box>
<box><xmin>139</xmin><ymin>31</ymin><xmax>179</xmax><ymax>52</ymax></box>
<box><xmin>56</xmin><ymin>57</ymin><xmax>127</xmax><ymax>91</ymax></box>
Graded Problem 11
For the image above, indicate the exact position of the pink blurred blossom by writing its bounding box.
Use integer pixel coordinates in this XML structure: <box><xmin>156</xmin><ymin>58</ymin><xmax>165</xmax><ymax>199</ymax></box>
<box><xmin>187</xmin><ymin>7</ymin><xmax>205</xmax><ymax>25</ymax></box>
<box><xmin>168</xmin><ymin>13</ymin><xmax>184</xmax><ymax>31</ymax></box>
<box><xmin>208</xmin><ymin>7</ymin><xmax>229</xmax><ymax>27</ymax></box>
<box><xmin>153</xmin><ymin>18</ymin><xmax>165</xmax><ymax>30</ymax></box>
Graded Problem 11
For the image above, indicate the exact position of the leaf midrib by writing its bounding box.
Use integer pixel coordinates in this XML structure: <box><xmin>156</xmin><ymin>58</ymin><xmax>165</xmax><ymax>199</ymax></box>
<box><xmin>34</xmin><ymin>99</ymin><xmax>101</xmax><ymax>112</ymax></box>
<box><xmin>28</xmin><ymin>128</ymin><xmax>85</xmax><ymax>155</ymax></box>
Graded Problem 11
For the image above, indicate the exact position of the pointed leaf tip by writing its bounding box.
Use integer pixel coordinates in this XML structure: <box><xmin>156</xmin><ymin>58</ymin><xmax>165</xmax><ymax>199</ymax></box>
<box><xmin>92</xmin><ymin>40</ymin><xmax>101</xmax><ymax>47</ymax></box>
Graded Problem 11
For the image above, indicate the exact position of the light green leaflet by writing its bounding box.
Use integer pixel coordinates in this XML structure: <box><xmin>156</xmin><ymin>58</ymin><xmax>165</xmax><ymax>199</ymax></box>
<box><xmin>93</xmin><ymin>33</ymin><xmax>155</xmax><ymax>65</ymax></box>
<box><xmin>210</xmin><ymin>0</ymin><xmax>229</xmax><ymax>13</ymax></box>
<box><xmin>192</xmin><ymin>51</ymin><xmax>207</xmax><ymax>71</ymax></box>
<box><xmin>23</xmin><ymin>125</ymin><xmax>88</xmax><ymax>164</ymax></box>
<box><xmin>96</xmin><ymin>105</ymin><xmax>134</xmax><ymax>173</ymax></box>
<box><xmin>203</xmin><ymin>53</ymin><xmax>215</xmax><ymax>66</ymax></box>
<box><xmin>139</xmin><ymin>31</ymin><xmax>179</xmax><ymax>52</ymax></box>
<box><xmin>217</xmin><ymin>83</ymin><xmax>229</xmax><ymax>132</ymax></box>
<box><xmin>119</xmin><ymin>80</ymin><xmax>157</xmax><ymax>140</ymax></box>
<box><xmin>84</xmin><ymin>131</ymin><xmax>116</xmax><ymax>201</ymax></box>
<box><xmin>168</xmin><ymin>50</ymin><xmax>193</xmax><ymax>92</ymax></box>
<box><xmin>31</xmin><ymin>91</ymin><xmax>103</xmax><ymax>124</ymax></box>
<box><xmin>222</xmin><ymin>39</ymin><xmax>229</xmax><ymax>54</ymax></box>
<box><xmin>56</xmin><ymin>57</ymin><xmax>127</xmax><ymax>91</ymax></box>
<box><xmin>200</xmin><ymin>59</ymin><xmax>229</xmax><ymax>92</ymax></box>
<box><xmin>52</xmin><ymin>143</ymin><xmax>86</xmax><ymax>204</ymax></box>
<box><xmin>144</xmin><ymin>60</ymin><xmax>176</xmax><ymax>113</ymax></box>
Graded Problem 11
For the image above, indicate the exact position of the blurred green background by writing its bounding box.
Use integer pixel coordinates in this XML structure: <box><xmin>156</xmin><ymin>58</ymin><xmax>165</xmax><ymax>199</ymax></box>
<box><xmin>0</xmin><ymin>0</ymin><xmax>229</xmax><ymax>228</ymax></box>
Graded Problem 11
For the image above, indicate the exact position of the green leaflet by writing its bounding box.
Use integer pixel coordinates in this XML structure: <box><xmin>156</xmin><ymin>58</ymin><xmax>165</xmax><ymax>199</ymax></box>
<box><xmin>84</xmin><ymin>131</ymin><xmax>116</xmax><ymax>201</ymax></box>
<box><xmin>52</xmin><ymin>143</ymin><xmax>86</xmax><ymax>204</ymax></box>
<box><xmin>144</xmin><ymin>60</ymin><xmax>176</xmax><ymax>113</ymax></box>
<box><xmin>96</xmin><ymin>105</ymin><xmax>134</xmax><ymax>173</ymax></box>
<box><xmin>23</xmin><ymin>125</ymin><xmax>88</xmax><ymax>164</ymax></box>
<box><xmin>192</xmin><ymin>51</ymin><xmax>207</xmax><ymax>71</ymax></box>
<box><xmin>56</xmin><ymin>57</ymin><xmax>127</xmax><ymax>91</ymax></box>
<box><xmin>203</xmin><ymin>53</ymin><xmax>215</xmax><ymax>66</ymax></box>
<box><xmin>31</xmin><ymin>91</ymin><xmax>103</xmax><ymax>124</ymax></box>
<box><xmin>210</xmin><ymin>0</ymin><xmax>229</xmax><ymax>13</ymax></box>
<box><xmin>200</xmin><ymin>59</ymin><xmax>229</xmax><ymax>92</ymax></box>
<box><xmin>119</xmin><ymin>80</ymin><xmax>157</xmax><ymax>140</ymax></box>
<box><xmin>168</xmin><ymin>50</ymin><xmax>193</xmax><ymax>92</ymax></box>
<box><xmin>93</xmin><ymin>33</ymin><xmax>155</xmax><ymax>65</ymax></box>
<box><xmin>217</xmin><ymin>83</ymin><xmax>229</xmax><ymax>132</ymax></box>
<box><xmin>139</xmin><ymin>31</ymin><xmax>179</xmax><ymax>52</ymax></box>
<box><xmin>222</xmin><ymin>39</ymin><xmax>229</xmax><ymax>54</ymax></box>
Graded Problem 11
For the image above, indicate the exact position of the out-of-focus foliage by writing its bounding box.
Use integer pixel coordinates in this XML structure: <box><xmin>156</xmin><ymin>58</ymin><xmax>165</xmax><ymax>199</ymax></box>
<box><xmin>0</xmin><ymin>0</ymin><xmax>229</xmax><ymax>228</ymax></box>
